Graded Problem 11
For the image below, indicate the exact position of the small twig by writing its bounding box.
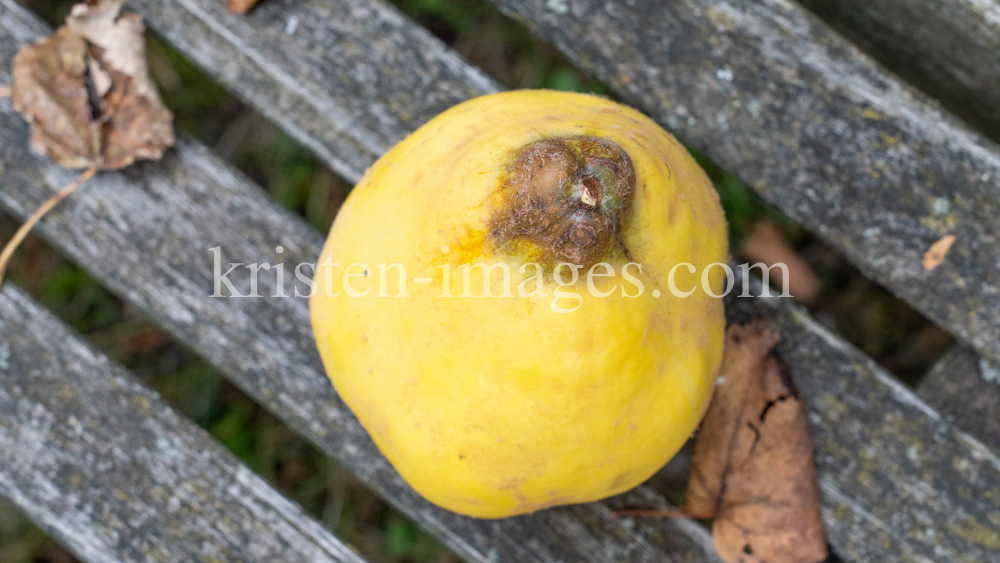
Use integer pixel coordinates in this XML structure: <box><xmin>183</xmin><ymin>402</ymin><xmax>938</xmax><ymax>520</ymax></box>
<box><xmin>0</xmin><ymin>166</ymin><xmax>98</xmax><ymax>287</ymax></box>
<box><xmin>613</xmin><ymin>508</ymin><xmax>713</xmax><ymax>519</ymax></box>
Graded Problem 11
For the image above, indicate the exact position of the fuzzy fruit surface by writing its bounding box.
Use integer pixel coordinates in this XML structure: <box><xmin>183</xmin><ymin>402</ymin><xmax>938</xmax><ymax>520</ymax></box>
<box><xmin>311</xmin><ymin>90</ymin><xmax>728</xmax><ymax>518</ymax></box>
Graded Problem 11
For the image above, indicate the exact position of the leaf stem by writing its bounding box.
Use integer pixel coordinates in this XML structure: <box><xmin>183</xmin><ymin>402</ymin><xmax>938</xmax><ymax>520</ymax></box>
<box><xmin>612</xmin><ymin>508</ymin><xmax>714</xmax><ymax>519</ymax></box>
<box><xmin>0</xmin><ymin>165</ymin><xmax>98</xmax><ymax>288</ymax></box>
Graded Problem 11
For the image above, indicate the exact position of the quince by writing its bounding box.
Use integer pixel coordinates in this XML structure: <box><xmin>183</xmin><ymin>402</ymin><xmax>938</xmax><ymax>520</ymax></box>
<box><xmin>311</xmin><ymin>90</ymin><xmax>727</xmax><ymax>518</ymax></box>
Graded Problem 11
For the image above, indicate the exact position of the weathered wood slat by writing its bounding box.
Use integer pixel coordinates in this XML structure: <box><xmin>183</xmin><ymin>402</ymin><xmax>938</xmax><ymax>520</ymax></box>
<box><xmin>127</xmin><ymin>0</ymin><xmax>1000</xmax><ymax>371</ymax></box>
<box><xmin>0</xmin><ymin>4</ymin><xmax>721</xmax><ymax>562</ymax></box>
<box><xmin>0</xmin><ymin>286</ymin><xmax>368</xmax><ymax>563</ymax></box>
<box><xmin>489</xmin><ymin>0</ymin><xmax>1000</xmax><ymax>370</ymax></box>
<box><xmin>918</xmin><ymin>346</ymin><xmax>1000</xmax><ymax>453</ymax></box>
<box><xmin>126</xmin><ymin>0</ymin><xmax>500</xmax><ymax>184</ymax></box>
<box><xmin>793</xmin><ymin>0</ymin><xmax>1000</xmax><ymax>509</ymax></box>
<box><xmin>798</xmin><ymin>0</ymin><xmax>1000</xmax><ymax>137</ymax></box>
<box><xmin>791</xmin><ymin>0</ymin><xmax>1000</xmax><ymax>462</ymax></box>
<box><xmin>2</xmin><ymin>1</ymin><xmax>999</xmax><ymax>562</ymax></box>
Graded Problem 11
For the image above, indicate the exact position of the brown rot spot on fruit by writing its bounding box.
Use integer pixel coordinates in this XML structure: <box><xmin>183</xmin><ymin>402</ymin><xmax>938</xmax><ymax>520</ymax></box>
<box><xmin>490</xmin><ymin>136</ymin><xmax>636</xmax><ymax>270</ymax></box>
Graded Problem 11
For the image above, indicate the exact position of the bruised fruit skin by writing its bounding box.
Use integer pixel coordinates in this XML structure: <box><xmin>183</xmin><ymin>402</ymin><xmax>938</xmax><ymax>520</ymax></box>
<box><xmin>311</xmin><ymin>90</ymin><xmax>728</xmax><ymax>518</ymax></box>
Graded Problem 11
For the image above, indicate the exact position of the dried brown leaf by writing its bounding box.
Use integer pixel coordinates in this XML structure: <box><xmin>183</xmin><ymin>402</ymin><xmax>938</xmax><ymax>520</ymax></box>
<box><xmin>10</xmin><ymin>26</ymin><xmax>101</xmax><ymax>169</ymax></box>
<box><xmin>10</xmin><ymin>0</ymin><xmax>173</xmax><ymax>170</ymax></box>
<box><xmin>68</xmin><ymin>0</ymin><xmax>149</xmax><ymax>79</ymax></box>
<box><xmin>2</xmin><ymin>0</ymin><xmax>173</xmax><ymax>287</ymax></box>
<box><xmin>71</xmin><ymin>0</ymin><xmax>174</xmax><ymax>169</ymax></box>
<box><xmin>740</xmin><ymin>219</ymin><xmax>821</xmax><ymax>306</ymax></box>
<box><xmin>685</xmin><ymin>318</ymin><xmax>827</xmax><ymax>563</ymax></box>
<box><xmin>227</xmin><ymin>0</ymin><xmax>263</xmax><ymax>15</ymax></box>
<box><xmin>923</xmin><ymin>234</ymin><xmax>956</xmax><ymax>271</ymax></box>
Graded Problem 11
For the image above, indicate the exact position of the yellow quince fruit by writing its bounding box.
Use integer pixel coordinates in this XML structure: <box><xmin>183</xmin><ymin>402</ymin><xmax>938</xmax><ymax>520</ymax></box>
<box><xmin>311</xmin><ymin>90</ymin><xmax>727</xmax><ymax>518</ymax></box>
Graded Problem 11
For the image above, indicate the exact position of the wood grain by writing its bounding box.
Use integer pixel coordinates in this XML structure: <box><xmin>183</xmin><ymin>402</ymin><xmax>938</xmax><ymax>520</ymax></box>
<box><xmin>0</xmin><ymin>286</ymin><xmax>368</xmax><ymax>563</ymax></box>
<box><xmin>800</xmin><ymin>0</ymin><xmax>1000</xmax><ymax>498</ymax></box>
<box><xmin>918</xmin><ymin>346</ymin><xmax>1000</xmax><ymax>453</ymax></box>
<box><xmin>126</xmin><ymin>0</ymin><xmax>500</xmax><ymax>184</ymax></box>
<box><xmin>799</xmin><ymin>0</ymin><xmax>1000</xmax><ymax>138</ymax></box>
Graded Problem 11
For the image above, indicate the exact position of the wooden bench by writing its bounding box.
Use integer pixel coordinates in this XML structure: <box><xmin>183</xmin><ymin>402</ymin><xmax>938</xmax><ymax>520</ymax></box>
<box><xmin>1</xmin><ymin>0</ymin><xmax>998</xmax><ymax>561</ymax></box>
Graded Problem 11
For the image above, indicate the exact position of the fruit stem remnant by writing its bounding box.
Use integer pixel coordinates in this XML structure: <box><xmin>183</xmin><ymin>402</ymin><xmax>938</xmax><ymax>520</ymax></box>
<box><xmin>490</xmin><ymin>135</ymin><xmax>636</xmax><ymax>269</ymax></box>
<box><xmin>0</xmin><ymin>165</ymin><xmax>98</xmax><ymax>287</ymax></box>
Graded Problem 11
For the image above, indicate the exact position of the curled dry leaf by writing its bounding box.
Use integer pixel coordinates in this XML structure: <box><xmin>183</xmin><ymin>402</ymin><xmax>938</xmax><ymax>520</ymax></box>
<box><xmin>922</xmin><ymin>234</ymin><xmax>956</xmax><ymax>271</ymax></box>
<box><xmin>10</xmin><ymin>26</ymin><xmax>99</xmax><ymax>169</ymax></box>
<box><xmin>10</xmin><ymin>0</ymin><xmax>174</xmax><ymax>170</ymax></box>
<box><xmin>685</xmin><ymin>318</ymin><xmax>828</xmax><ymax>563</ymax></box>
<box><xmin>227</xmin><ymin>0</ymin><xmax>264</xmax><ymax>15</ymax></box>
<box><xmin>1</xmin><ymin>0</ymin><xmax>173</xmax><ymax>286</ymax></box>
